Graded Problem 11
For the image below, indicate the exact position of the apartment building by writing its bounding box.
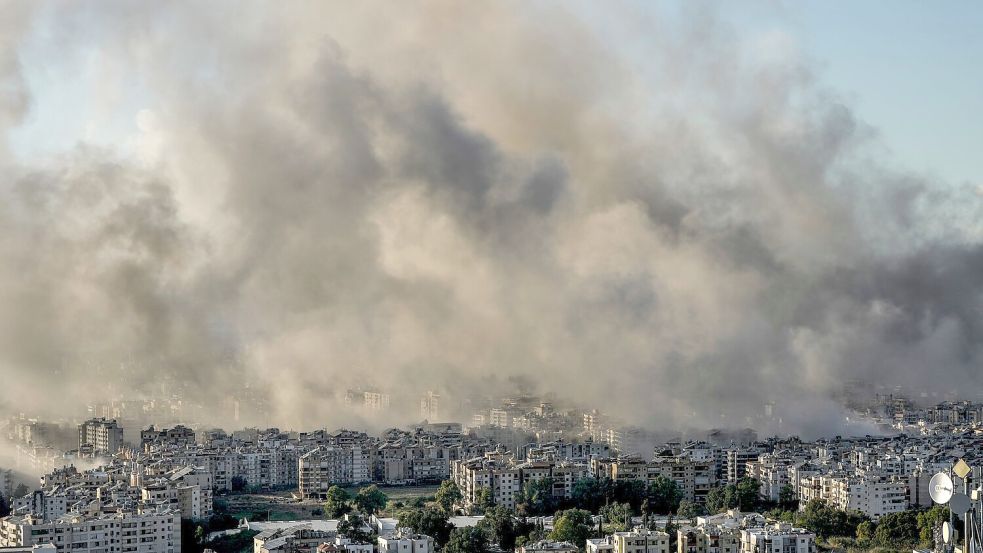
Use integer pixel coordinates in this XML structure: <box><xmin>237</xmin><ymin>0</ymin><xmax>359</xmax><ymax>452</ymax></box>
<box><xmin>591</xmin><ymin>455</ymin><xmax>717</xmax><ymax>505</ymax></box>
<box><xmin>419</xmin><ymin>392</ymin><xmax>440</xmax><ymax>421</ymax></box>
<box><xmin>611</xmin><ymin>529</ymin><xmax>671</xmax><ymax>553</ymax></box>
<box><xmin>725</xmin><ymin>449</ymin><xmax>760</xmax><ymax>485</ymax></box>
<box><xmin>451</xmin><ymin>452</ymin><xmax>522</xmax><ymax>510</ymax></box>
<box><xmin>377</xmin><ymin>531</ymin><xmax>434</xmax><ymax>553</ymax></box>
<box><xmin>677</xmin><ymin>526</ymin><xmax>740</xmax><ymax>553</ymax></box>
<box><xmin>77</xmin><ymin>420</ymin><xmax>123</xmax><ymax>456</ymax></box>
<box><xmin>139</xmin><ymin>427</ymin><xmax>195</xmax><ymax>451</ymax></box>
<box><xmin>739</xmin><ymin>525</ymin><xmax>815</xmax><ymax>553</ymax></box>
<box><xmin>253</xmin><ymin>525</ymin><xmax>336</xmax><ymax>553</ymax></box>
<box><xmin>797</xmin><ymin>474</ymin><xmax>907</xmax><ymax>521</ymax></box>
<box><xmin>745</xmin><ymin>456</ymin><xmax>791</xmax><ymax>502</ymax></box>
<box><xmin>647</xmin><ymin>456</ymin><xmax>716</xmax><ymax>505</ymax></box>
<box><xmin>518</xmin><ymin>541</ymin><xmax>579</xmax><ymax>553</ymax></box>
<box><xmin>298</xmin><ymin>447</ymin><xmax>372</xmax><ymax>498</ymax></box>
<box><xmin>0</xmin><ymin>508</ymin><xmax>180</xmax><ymax>553</ymax></box>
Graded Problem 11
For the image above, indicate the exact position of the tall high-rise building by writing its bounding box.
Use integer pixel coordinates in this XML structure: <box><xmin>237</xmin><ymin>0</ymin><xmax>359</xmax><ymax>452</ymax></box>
<box><xmin>420</xmin><ymin>391</ymin><xmax>440</xmax><ymax>420</ymax></box>
<box><xmin>78</xmin><ymin>418</ymin><xmax>124</xmax><ymax>454</ymax></box>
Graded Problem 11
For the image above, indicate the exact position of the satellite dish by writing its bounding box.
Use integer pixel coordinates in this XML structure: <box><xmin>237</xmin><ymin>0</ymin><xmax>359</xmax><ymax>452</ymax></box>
<box><xmin>943</xmin><ymin>522</ymin><xmax>953</xmax><ymax>544</ymax></box>
<box><xmin>950</xmin><ymin>492</ymin><xmax>971</xmax><ymax>514</ymax></box>
<box><xmin>931</xmin><ymin>472</ymin><xmax>955</xmax><ymax>504</ymax></box>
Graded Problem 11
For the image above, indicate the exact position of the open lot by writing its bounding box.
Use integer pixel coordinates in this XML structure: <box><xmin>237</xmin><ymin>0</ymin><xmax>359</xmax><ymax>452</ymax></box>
<box><xmin>219</xmin><ymin>484</ymin><xmax>440</xmax><ymax>521</ymax></box>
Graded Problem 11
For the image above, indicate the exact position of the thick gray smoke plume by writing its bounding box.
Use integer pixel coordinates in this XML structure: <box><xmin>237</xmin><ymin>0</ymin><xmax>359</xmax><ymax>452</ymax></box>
<box><xmin>0</xmin><ymin>2</ymin><xmax>980</xmax><ymax>437</ymax></box>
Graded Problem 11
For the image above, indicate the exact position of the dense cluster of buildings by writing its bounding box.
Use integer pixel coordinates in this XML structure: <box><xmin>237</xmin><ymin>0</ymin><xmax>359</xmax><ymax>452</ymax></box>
<box><xmin>6</xmin><ymin>393</ymin><xmax>983</xmax><ymax>553</ymax></box>
<box><xmin>584</xmin><ymin>511</ymin><xmax>815</xmax><ymax>553</ymax></box>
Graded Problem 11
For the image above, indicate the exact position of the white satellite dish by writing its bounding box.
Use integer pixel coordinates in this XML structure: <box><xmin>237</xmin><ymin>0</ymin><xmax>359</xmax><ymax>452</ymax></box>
<box><xmin>943</xmin><ymin>522</ymin><xmax>953</xmax><ymax>544</ymax></box>
<box><xmin>950</xmin><ymin>492</ymin><xmax>972</xmax><ymax>514</ymax></box>
<box><xmin>931</xmin><ymin>472</ymin><xmax>955</xmax><ymax>504</ymax></box>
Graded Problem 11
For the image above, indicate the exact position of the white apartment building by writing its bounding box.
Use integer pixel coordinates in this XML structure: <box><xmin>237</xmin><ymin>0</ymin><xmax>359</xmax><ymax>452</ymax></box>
<box><xmin>0</xmin><ymin>509</ymin><xmax>180</xmax><ymax>553</ymax></box>
<box><xmin>519</xmin><ymin>541</ymin><xmax>579</xmax><ymax>553</ymax></box>
<box><xmin>451</xmin><ymin>453</ymin><xmax>522</xmax><ymax>510</ymax></box>
<box><xmin>739</xmin><ymin>524</ymin><xmax>815</xmax><ymax>553</ymax></box>
<box><xmin>797</xmin><ymin>475</ymin><xmax>907</xmax><ymax>521</ymax></box>
<box><xmin>489</xmin><ymin>409</ymin><xmax>514</xmax><ymax>429</ymax></box>
<box><xmin>587</xmin><ymin>537</ymin><xmax>616</xmax><ymax>553</ymax></box>
<box><xmin>253</xmin><ymin>525</ymin><xmax>336</xmax><ymax>553</ymax></box>
<box><xmin>298</xmin><ymin>447</ymin><xmax>371</xmax><ymax>498</ymax></box>
<box><xmin>139</xmin><ymin>466</ymin><xmax>213</xmax><ymax>519</ymax></box>
<box><xmin>746</xmin><ymin>456</ymin><xmax>791</xmax><ymax>501</ymax></box>
<box><xmin>377</xmin><ymin>531</ymin><xmax>434</xmax><ymax>553</ymax></box>
<box><xmin>611</xmin><ymin>529</ymin><xmax>671</xmax><ymax>553</ymax></box>
<box><xmin>419</xmin><ymin>393</ymin><xmax>440</xmax><ymax>421</ymax></box>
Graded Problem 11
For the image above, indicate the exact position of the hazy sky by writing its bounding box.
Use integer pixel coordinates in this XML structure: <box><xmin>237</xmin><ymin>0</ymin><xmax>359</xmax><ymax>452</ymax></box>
<box><xmin>10</xmin><ymin>1</ymin><xmax>982</xmax><ymax>186</ymax></box>
<box><xmin>1</xmin><ymin>1</ymin><xmax>982</xmax><ymax>437</ymax></box>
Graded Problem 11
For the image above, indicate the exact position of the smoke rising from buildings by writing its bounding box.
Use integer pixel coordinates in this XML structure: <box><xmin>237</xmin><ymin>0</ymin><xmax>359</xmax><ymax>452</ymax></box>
<box><xmin>0</xmin><ymin>2</ymin><xmax>980</xmax><ymax>437</ymax></box>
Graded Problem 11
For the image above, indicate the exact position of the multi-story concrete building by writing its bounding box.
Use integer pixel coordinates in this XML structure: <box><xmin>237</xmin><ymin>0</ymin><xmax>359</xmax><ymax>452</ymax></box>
<box><xmin>592</xmin><ymin>455</ymin><xmax>717</xmax><ymax>506</ymax></box>
<box><xmin>419</xmin><ymin>392</ymin><xmax>440</xmax><ymax>422</ymax></box>
<box><xmin>451</xmin><ymin>452</ymin><xmax>522</xmax><ymax>510</ymax></box>
<box><xmin>77</xmin><ymin>420</ymin><xmax>123</xmax><ymax>456</ymax></box>
<box><xmin>377</xmin><ymin>531</ymin><xmax>434</xmax><ymax>553</ymax></box>
<box><xmin>611</xmin><ymin>529</ymin><xmax>671</xmax><ymax>553</ymax></box>
<box><xmin>253</xmin><ymin>525</ymin><xmax>336</xmax><ymax>553</ymax></box>
<box><xmin>0</xmin><ymin>508</ymin><xmax>180</xmax><ymax>553</ymax></box>
<box><xmin>739</xmin><ymin>524</ymin><xmax>815</xmax><ymax>553</ymax></box>
<box><xmin>725</xmin><ymin>449</ymin><xmax>761</xmax><ymax>485</ymax></box>
<box><xmin>518</xmin><ymin>541</ymin><xmax>579</xmax><ymax>553</ymax></box>
<box><xmin>0</xmin><ymin>469</ymin><xmax>12</xmax><ymax>499</ymax></box>
<box><xmin>140</xmin><ymin>426</ymin><xmax>195</xmax><ymax>450</ymax></box>
<box><xmin>678</xmin><ymin>523</ymin><xmax>741</xmax><ymax>553</ymax></box>
<box><xmin>298</xmin><ymin>447</ymin><xmax>371</xmax><ymax>498</ymax></box>
<box><xmin>797</xmin><ymin>474</ymin><xmax>907</xmax><ymax>521</ymax></box>
<box><xmin>746</xmin><ymin>455</ymin><xmax>792</xmax><ymax>502</ymax></box>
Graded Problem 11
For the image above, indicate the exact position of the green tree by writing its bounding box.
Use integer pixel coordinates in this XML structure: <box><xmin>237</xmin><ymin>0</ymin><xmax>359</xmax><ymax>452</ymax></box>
<box><xmin>648</xmin><ymin>476</ymin><xmax>682</xmax><ymax>515</ymax></box>
<box><xmin>550</xmin><ymin>509</ymin><xmax>595</xmax><ymax>548</ymax></box>
<box><xmin>399</xmin><ymin>507</ymin><xmax>454</xmax><ymax>547</ymax></box>
<box><xmin>471</xmin><ymin>487</ymin><xmax>494</xmax><ymax>515</ymax></box>
<box><xmin>795</xmin><ymin>499</ymin><xmax>867</xmax><ymax>539</ymax></box>
<box><xmin>194</xmin><ymin>525</ymin><xmax>205</xmax><ymax>544</ymax></box>
<box><xmin>734</xmin><ymin>478</ymin><xmax>761</xmax><ymax>511</ymax></box>
<box><xmin>435</xmin><ymin>481</ymin><xmax>463</xmax><ymax>512</ymax></box>
<box><xmin>777</xmin><ymin>484</ymin><xmax>798</xmax><ymax>511</ymax></box>
<box><xmin>324</xmin><ymin>486</ymin><xmax>353</xmax><ymax>518</ymax></box>
<box><xmin>338</xmin><ymin>514</ymin><xmax>372</xmax><ymax>544</ymax></box>
<box><xmin>477</xmin><ymin>505</ymin><xmax>520</xmax><ymax>551</ymax></box>
<box><xmin>676</xmin><ymin>500</ymin><xmax>706</xmax><ymax>520</ymax></box>
<box><xmin>855</xmin><ymin>520</ymin><xmax>875</xmax><ymax>546</ymax></box>
<box><xmin>600</xmin><ymin>502</ymin><xmax>633</xmax><ymax>531</ymax></box>
<box><xmin>917</xmin><ymin>505</ymin><xmax>951</xmax><ymax>545</ymax></box>
<box><xmin>705</xmin><ymin>486</ymin><xmax>733</xmax><ymax>514</ymax></box>
<box><xmin>522</xmin><ymin>477</ymin><xmax>559</xmax><ymax>516</ymax></box>
<box><xmin>229</xmin><ymin>476</ymin><xmax>247</xmax><ymax>493</ymax></box>
<box><xmin>572</xmin><ymin>478</ymin><xmax>609</xmax><ymax>513</ymax></box>
<box><xmin>445</xmin><ymin>526</ymin><xmax>490</xmax><ymax>553</ymax></box>
<box><xmin>354</xmin><ymin>485</ymin><xmax>388</xmax><ymax>515</ymax></box>
<box><xmin>613</xmin><ymin>480</ymin><xmax>648</xmax><ymax>511</ymax></box>
<box><xmin>873</xmin><ymin>511</ymin><xmax>919</xmax><ymax>548</ymax></box>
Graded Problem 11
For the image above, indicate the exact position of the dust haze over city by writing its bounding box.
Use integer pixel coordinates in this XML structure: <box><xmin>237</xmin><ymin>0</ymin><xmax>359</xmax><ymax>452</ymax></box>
<box><xmin>1</xmin><ymin>1</ymin><xmax>982</xmax><ymax>448</ymax></box>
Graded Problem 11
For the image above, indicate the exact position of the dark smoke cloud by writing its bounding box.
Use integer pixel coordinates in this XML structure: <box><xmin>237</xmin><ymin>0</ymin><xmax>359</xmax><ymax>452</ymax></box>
<box><xmin>0</xmin><ymin>1</ymin><xmax>980</xmax><ymax>437</ymax></box>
